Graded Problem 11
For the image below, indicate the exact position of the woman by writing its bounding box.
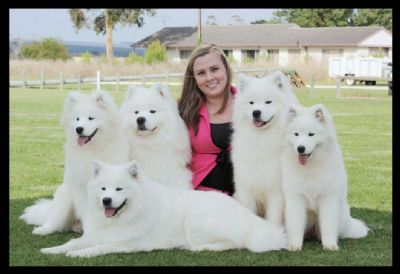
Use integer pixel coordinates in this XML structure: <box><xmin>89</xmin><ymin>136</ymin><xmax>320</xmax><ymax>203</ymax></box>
<box><xmin>179</xmin><ymin>44</ymin><xmax>236</xmax><ymax>195</ymax></box>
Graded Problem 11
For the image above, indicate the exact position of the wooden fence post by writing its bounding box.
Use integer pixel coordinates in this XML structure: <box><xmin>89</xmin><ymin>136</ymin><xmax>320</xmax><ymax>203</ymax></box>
<box><xmin>311</xmin><ymin>74</ymin><xmax>315</xmax><ymax>97</ymax></box>
<box><xmin>22</xmin><ymin>70</ymin><xmax>26</xmax><ymax>89</ymax></box>
<box><xmin>96</xmin><ymin>70</ymin><xmax>101</xmax><ymax>90</ymax></box>
<box><xmin>336</xmin><ymin>77</ymin><xmax>341</xmax><ymax>98</ymax></box>
<box><xmin>40</xmin><ymin>70</ymin><xmax>44</xmax><ymax>90</ymax></box>
<box><xmin>77</xmin><ymin>72</ymin><xmax>81</xmax><ymax>91</ymax></box>
<box><xmin>116</xmin><ymin>71</ymin><xmax>120</xmax><ymax>92</ymax></box>
<box><xmin>60</xmin><ymin>72</ymin><xmax>64</xmax><ymax>91</ymax></box>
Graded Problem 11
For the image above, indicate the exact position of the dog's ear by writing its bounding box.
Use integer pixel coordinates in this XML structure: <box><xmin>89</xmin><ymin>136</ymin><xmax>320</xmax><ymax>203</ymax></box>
<box><xmin>124</xmin><ymin>85</ymin><xmax>137</xmax><ymax>102</ymax></box>
<box><xmin>126</xmin><ymin>160</ymin><xmax>139</xmax><ymax>179</ymax></box>
<box><xmin>238</xmin><ymin>73</ymin><xmax>251</xmax><ymax>93</ymax></box>
<box><xmin>153</xmin><ymin>83</ymin><xmax>169</xmax><ymax>97</ymax></box>
<box><xmin>60</xmin><ymin>92</ymin><xmax>80</xmax><ymax>126</ymax></box>
<box><xmin>312</xmin><ymin>104</ymin><xmax>327</xmax><ymax>123</ymax></box>
<box><xmin>287</xmin><ymin>103</ymin><xmax>301</xmax><ymax>121</ymax></box>
<box><xmin>270</xmin><ymin>70</ymin><xmax>288</xmax><ymax>89</ymax></box>
<box><xmin>287</xmin><ymin>103</ymin><xmax>300</xmax><ymax>121</ymax></box>
<box><xmin>93</xmin><ymin>159</ymin><xmax>104</xmax><ymax>177</ymax></box>
<box><xmin>93</xmin><ymin>90</ymin><xmax>116</xmax><ymax>111</ymax></box>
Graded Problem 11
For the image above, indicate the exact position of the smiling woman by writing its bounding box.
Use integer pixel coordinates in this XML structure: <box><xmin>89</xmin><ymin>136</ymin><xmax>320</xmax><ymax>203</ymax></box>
<box><xmin>179</xmin><ymin>44</ymin><xmax>236</xmax><ymax>195</ymax></box>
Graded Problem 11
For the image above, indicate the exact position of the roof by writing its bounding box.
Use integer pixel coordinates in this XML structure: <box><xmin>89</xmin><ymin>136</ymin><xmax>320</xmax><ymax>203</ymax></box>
<box><xmin>132</xmin><ymin>24</ymin><xmax>391</xmax><ymax>49</ymax></box>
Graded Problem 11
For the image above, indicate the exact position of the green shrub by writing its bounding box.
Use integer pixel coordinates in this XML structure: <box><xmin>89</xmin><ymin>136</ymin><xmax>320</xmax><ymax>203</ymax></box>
<box><xmin>144</xmin><ymin>40</ymin><xmax>167</xmax><ymax>64</ymax></box>
<box><xmin>125</xmin><ymin>52</ymin><xmax>144</xmax><ymax>64</ymax></box>
<box><xmin>81</xmin><ymin>51</ymin><xmax>92</xmax><ymax>64</ymax></box>
<box><xmin>18</xmin><ymin>38</ymin><xmax>69</xmax><ymax>61</ymax></box>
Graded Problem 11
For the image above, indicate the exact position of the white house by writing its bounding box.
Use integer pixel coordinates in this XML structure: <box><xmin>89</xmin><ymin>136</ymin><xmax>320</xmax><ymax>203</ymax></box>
<box><xmin>131</xmin><ymin>24</ymin><xmax>392</xmax><ymax>66</ymax></box>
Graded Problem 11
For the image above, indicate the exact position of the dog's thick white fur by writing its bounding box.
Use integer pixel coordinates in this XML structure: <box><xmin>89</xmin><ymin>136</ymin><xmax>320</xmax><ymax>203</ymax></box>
<box><xmin>40</xmin><ymin>160</ymin><xmax>287</xmax><ymax>257</ymax></box>
<box><xmin>281</xmin><ymin>103</ymin><xmax>369</xmax><ymax>251</ymax></box>
<box><xmin>231</xmin><ymin>71</ymin><xmax>299</xmax><ymax>224</ymax></box>
<box><xmin>20</xmin><ymin>90</ymin><xmax>129</xmax><ymax>235</ymax></box>
<box><xmin>120</xmin><ymin>84</ymin><xmax>192</xmax><ymax>189</ymax></box>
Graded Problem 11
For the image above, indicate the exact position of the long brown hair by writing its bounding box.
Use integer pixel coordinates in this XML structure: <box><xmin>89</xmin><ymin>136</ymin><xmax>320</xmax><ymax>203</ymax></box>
<box><xmin>178</xmin><ymin>44</ymin><xmax>233</xmax><ymax>135</ymax></box>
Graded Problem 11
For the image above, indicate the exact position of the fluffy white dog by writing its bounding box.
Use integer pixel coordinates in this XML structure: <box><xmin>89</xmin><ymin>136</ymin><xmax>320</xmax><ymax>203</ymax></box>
<box><xmin>40</xmin><ymin>160</ymin><xmax>287</xmax><ymax>257</ymax></box>
<box><xmin>231</xmin><ymin>71</ymin><xmax>298</xmax><ymax>224</ymax></box>
<box><xmin>20</xmin><ymin>90</ymin><xmax>129</xmax><ymax>235</ymax></box>
<box><xmin>281</xmin><ymin>103</ymin><xmax>369</xmax><ymax>251</ymax></box>
<box><xmin>120</xmin><ymin>84</ymin><xmax>192</xmax><ymax>189</ymax></box>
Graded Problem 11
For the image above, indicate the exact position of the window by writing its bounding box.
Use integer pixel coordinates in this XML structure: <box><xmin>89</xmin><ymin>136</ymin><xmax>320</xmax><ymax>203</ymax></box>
<box><xmin>369</xmin><ymin>47</ymin><xmax>389</xmax><ymax>58</ymax></box>
<box><xmin>179</xmin><ymin>50</ymin><xmax>192</xmax><ymax>59</ymax></box>
<box><xmin>223</xmin><ymin>49</ymin><xmax>233</xmax><ymax>58</ymax></box>
<box><xmin>242</xmin><ymin>49</ymin><xmax>259</xmax><ymax>60</ymax></box>
<box><xmin>267</xmin><ymin>49</ymin><xmax>279</xmax><ymax>62</ymax></box>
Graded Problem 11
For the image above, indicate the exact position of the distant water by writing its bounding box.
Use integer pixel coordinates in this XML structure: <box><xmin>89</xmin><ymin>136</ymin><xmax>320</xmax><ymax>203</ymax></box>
<box><xmin>65</xmin><ymin>44</ymin><xmax>145</xmax><ymax>57</ymax></box>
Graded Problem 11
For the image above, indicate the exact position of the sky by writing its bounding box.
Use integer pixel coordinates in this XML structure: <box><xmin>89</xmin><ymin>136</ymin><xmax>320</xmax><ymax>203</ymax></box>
<box><xmin>9</xmin><ymin>9</ymin><xmax>275</xmax><ymax>45</ymax></box>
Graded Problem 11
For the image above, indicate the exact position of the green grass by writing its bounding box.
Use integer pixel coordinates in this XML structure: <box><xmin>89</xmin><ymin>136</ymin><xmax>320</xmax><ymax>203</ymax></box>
<box><xmin>10</xmin><ymin>86</ymin><xmax>392</xmax><ymax>266</ymax></box>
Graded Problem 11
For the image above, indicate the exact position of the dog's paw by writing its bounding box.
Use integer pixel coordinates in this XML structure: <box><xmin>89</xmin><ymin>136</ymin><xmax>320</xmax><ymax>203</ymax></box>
<box><xmin>288</xmin><ymin>244</ymin><xmax>302</xmax><ymax>251</ymax></box>
<box><xmin>41</xmin><ymin>247</ymin><xmax>62</xmax><ymax>254</ymax></box>
<box><xmin>33</xmin><ymin>226</ymin><xmax>53</xmax><ymax>236</ymax></box>
<box><xmin>323</xmin><ymin>243</ymin><xmax>339</xmax><ymax>251</ymax></box>
<box><xmin>66</xmin><ymin>250</ymin><xmax>95</xmax><ymax>258</ymax></box>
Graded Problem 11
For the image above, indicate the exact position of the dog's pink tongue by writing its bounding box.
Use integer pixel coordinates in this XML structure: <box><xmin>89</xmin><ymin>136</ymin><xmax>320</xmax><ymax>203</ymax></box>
<box><xmin>105</xmin><ymin>208</ymin><xmax>116</xmax><ymax>218</ymax></box>
<box><xmin>254</xmin><ymin>121</ymin><xmax>264</xmax><ymax>127</ymax></box>
<box><xmin>77</xmin><ymin>136</ymin><xmax>88</xmax><ymax>146</ymax></box>
<box><xmin>298</xmin><ymin>155</ymin><xmax>309</xmax><ymax>165</ymax></box>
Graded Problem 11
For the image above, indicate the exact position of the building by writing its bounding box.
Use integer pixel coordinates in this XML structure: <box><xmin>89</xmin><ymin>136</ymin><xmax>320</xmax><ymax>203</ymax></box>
<box><xmin>131</xmin><ymin>24</ymin><xmax>392</xmax><ymax>66</ymax></box>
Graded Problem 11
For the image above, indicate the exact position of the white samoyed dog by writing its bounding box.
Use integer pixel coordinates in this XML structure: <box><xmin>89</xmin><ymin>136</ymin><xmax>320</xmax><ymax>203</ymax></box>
<box><xmin>20</xmin><ymin>90</ymin><xmax>129</xmax><ymax>235</ymax></box>
<box><xmin>281</xmin><ymin>103</ymin><xmax>369</xmax><ymax>251</ymax></box>
<box><xmin>231</xmin><ymin>71</ymin><xmax>299</xmax><ymax>224</ymax></box>
<box><xmin>120</xmin><ymin>84</ymin><xmax>192</xmax><ymax>189</ymax></box>
<box><xmin>40</xmin><ymin>160</ymin><xmax>287</xmax><ymax>257</ymax></box>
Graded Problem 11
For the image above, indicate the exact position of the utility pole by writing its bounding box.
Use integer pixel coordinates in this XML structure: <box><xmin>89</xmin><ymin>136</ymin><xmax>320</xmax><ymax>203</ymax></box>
<box><xmin>197</xmin><ymin>9</ymin><xmax>202</xmax><ymax>45</ymax></box>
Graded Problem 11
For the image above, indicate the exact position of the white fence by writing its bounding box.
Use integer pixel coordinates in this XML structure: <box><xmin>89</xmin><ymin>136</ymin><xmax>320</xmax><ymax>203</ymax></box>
<box><xmin>9</xmin><ymin>68</ymin><xmax>268</xmax><ymax>90</ymax></box>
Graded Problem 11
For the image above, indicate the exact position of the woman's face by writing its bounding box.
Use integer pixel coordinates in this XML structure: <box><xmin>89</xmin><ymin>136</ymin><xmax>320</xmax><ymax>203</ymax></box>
<box><xmin>193</xmin><ymin>51</ymin><xmax>228</xmax><ymax>100</ymax></box>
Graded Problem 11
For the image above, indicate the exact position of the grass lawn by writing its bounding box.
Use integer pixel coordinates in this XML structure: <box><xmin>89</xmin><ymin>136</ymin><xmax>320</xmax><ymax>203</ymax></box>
<box><xmin>9</xmin><ymin>85</ymin><xmax>392</xmax><ymax>266</ymax></box>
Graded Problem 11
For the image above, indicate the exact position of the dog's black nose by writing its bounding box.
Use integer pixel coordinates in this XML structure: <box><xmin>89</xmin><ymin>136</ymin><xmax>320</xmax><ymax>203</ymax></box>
<box><xmin>76</xmin><ymin>127</ymin><xmax>84</xmax><ymax>134</ymax></box>
<box><xmin>252</xmin><ymin>110</ymin><xmax>261</xmax><ymax>119</ymax></box>
<box><xmin>103</xmin><ymin>197</ymin><xmax>112</xmax><ymax>206</ymax></box>
<box><xmin>297</xmin><ymin>146</ymin><xmax>305</xmax><ymax>154</ymax></box>
<box><xmin>137</xmin><ymin>117</ymin><xmax>146</xmax><ymax>125</ymax></box>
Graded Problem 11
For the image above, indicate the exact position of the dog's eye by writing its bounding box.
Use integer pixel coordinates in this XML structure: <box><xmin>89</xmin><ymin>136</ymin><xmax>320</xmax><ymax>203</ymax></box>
<box><xmin>88</xmin><ymin>117</ymin><xmax>95</xmax><ymax>120</ymax></box>
<box><xmin>265</xmin><ymin>100</ymin><xmax>272</xmax><ymax>104</ymax></box>
<box><xmin>309</xmin><ymin>133</ymin><xmax>315</xmax><ymax>137</ymax></box>
<box><xmin>116</xmin><ymin>188</ymin><xmax>123</xmax><ymax>191</ymax></box>
<box><xmin>101</xmin><ymin>187</ymin><xmax>106</xmax><ymax>191</ymax></box>
<box><xmin>249</xmin><ymin>101</ymin><xmax>254</xmax><ymax>105</ymax></box>
<box><xmin>294</xmin><ymin>133</ymin><xmax>299</xmax><ymax>136</ymax></box>
<box><xmin>150</xmin><ymin>110</ymin><xmax>156</xmax><ymax>114</ymax></box>
<box><xmin>76</xmin><ymin>117</ymin><xmax>80</xmax><ymax>121</ymax></box>
<box><xmin>134</xmin><ymin>110</ymin><xmax>139</xmax><ymax>114</ymax></box>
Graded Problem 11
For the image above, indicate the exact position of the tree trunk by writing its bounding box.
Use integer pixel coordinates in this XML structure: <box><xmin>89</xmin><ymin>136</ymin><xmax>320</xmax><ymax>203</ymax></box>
<box><xmin>105</xmin><ymin>17</ymin><xmax>113</xmax><ymax>62</ymax></box>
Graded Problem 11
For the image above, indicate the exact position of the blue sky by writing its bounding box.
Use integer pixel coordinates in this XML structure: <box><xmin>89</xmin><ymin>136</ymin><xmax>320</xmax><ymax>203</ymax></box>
<box><xmin>9</xmin><ymin>9</ymin><xmax>275</xmax><ymax>44</ymax></box>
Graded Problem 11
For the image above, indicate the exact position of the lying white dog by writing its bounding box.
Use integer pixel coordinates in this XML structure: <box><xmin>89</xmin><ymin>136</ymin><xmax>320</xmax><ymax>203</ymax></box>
<box><xmin>41</xmin><ymin>160</ymin><xmax>287</xmax><ymax>257</ymax></box>
<box><xmin>281</xmin><ymin>103</ymin><xmax>369</xmax><ymax>251</ymax></box>
<box><xmin>20</xmin><ymin>90</ymin><xmax>129</xmax><ymax>235</ymax></box>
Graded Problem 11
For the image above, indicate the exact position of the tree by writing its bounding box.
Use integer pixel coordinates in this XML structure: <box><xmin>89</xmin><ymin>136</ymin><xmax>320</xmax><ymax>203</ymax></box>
<box><xmin>270</xmin><ymin>9</ymin><xmax>392</xmax><ymax>30</ymax></box>
<box><xmin>352</xmin><ymin>9</ymin><xmax>392</xmax><ymax>31</ymax></box>
<box><xmin>19</xmin><ymin>38</ymin><xmax>69</xmax><ymax>61</ymax></box>
<box><xmin>251</xmin><ymin>18</ymin><xmax>283</xmax><ymax>24</ymax></box>
<box><xmin>206</xmin><ymin>15</ymin><xmax>218</xmax><ymax>26</ymax></box>
<box><xmin>69</xmin><ymin>9</ymin><xmax>156</xmax><ymax>62</ymax></box>
<box><xmin>144</xmin><ymin>40</ymin><xmax>167</xmax><ymax>64</ymax></box>
<box><xmin>231</xmin><ymin>15</ymin><xmax>244</xmax><ymax>25</ymax></box>
<box><xmin>272</xmin><ymin>9</ymin><xmax>353</xmax><ymax>27</ymax></box>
